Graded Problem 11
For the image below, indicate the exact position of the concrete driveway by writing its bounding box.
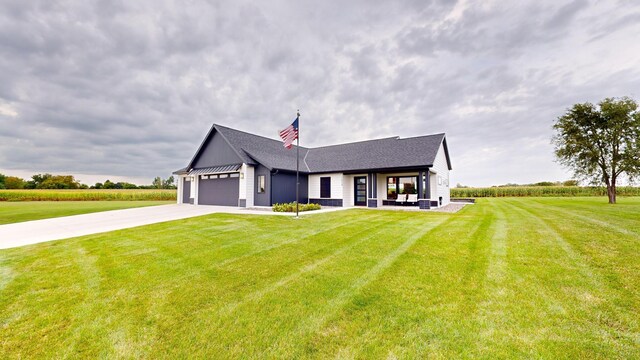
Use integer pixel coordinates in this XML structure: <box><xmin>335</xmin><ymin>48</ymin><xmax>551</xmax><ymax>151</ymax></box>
<box><xmin>0</xmin><ymin>204</ymin><xmax>317</xmax><ymax>250</ymax></box>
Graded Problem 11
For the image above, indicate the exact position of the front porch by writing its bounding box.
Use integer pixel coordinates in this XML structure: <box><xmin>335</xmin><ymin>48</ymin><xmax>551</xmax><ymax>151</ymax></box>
<box><xmin>343</xmin><ymin>169</ymin><xmax>443</xmax><ymax>210</ymax></box>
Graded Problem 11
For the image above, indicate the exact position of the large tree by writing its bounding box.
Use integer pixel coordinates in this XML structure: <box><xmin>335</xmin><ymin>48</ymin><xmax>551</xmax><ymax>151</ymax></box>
<box><xmin>553</xmin><ymin>97</ymin><xmax>640</xmax><ymax>204</ymax></box>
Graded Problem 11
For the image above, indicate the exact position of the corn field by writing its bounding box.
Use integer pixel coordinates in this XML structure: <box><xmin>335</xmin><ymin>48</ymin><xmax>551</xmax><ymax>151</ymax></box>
<box><xmin>451</xmin><ymin>186</ymin><xmax>640</xmax><ymax>198</ymax></box>
<box><xmin>0</xmin><ymin>189</ymin><xmax>177</xmax><ymax>201</ymax></box>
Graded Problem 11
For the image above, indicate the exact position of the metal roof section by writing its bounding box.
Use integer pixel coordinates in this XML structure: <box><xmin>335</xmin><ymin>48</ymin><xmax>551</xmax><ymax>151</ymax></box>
<box><xmin>188</xmin><ymin>164</ymin><xmax>242</xmax><ymax>176</ymax></box>
<box><xmin>172</xmin><ymin>167</ymin><xmax>190</xmax><ymax>175</ymax></box>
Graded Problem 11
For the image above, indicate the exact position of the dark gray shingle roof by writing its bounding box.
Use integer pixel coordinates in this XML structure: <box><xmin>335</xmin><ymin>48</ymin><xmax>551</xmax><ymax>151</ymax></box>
<box><xmin>176</xmin><ymin>124</ymin><xmax>450</xmax><ymax>174</ymax></box>
<box><xmin>304</xmin><ymin>134</ymin><xmax>446</xmax><ymax>173</ymax></box>
<box><xmin>215</xmin><ymin>124</ymin><xmax>310</xmax><ymax>172</ymax></box>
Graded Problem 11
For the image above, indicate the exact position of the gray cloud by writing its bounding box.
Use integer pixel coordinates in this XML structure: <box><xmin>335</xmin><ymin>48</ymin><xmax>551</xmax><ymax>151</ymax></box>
<box><xmin>0</xmin><ymin>0</ymin><xmax>639</xmax><ymax>186</ymax></box>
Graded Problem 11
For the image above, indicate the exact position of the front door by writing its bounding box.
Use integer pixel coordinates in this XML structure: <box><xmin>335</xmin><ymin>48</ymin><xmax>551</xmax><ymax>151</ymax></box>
<box><xmin>354</xmin><ymin>176</ymin><xmax>367</xmax><ymax>206</ymax></box>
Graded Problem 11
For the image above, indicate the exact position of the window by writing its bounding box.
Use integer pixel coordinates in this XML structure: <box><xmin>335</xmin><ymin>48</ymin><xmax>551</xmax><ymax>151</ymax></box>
<box><xmin>387</xmin><ymin>176</ymin><xmax>418</xmax><ymax>199</ymax></box>
<box><xmin>230</xmin><ymin>173</ymin><xmax>239</xmax><ymax>178</ymax></box>
<box><xmin>201</xmin><ymin>175</ymin><xmax>208</xmax><ymax>180</ymax></box>
<box><xmin>210</xmin><ymin>174</ymin><xmax>218</xmax><ymax>179</ymax></box>
<box><xmin>320</xmin><ymin>177</ymin><xmax>331</xmax><ymax>198</ymax></box>
<box><xmin>387</xmin><ymin>177</ymin><xmax>397</xmax><ymax>199</ymax></box>
<box><xmin>257</xmin><ymin>175</ymin><xmax>265</xmax><ymax>193</ymax></box>
<box><xmin>219</xmin><ymin>174</ymin><xmax>229</xmax><ymax>178</ymax></box>
<box><xmin>399</xmin><ymin>177</ymin><xmax>417</xmax><ymax>194</ymax></box>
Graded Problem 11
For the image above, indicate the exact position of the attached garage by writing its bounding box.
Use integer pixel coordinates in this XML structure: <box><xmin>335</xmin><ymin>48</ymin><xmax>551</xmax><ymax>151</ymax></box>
<box><xmin>190</xmin><ymin>165</ymin><xmax>242</xmax><ymax>206</ymax></box>
<box><xmin>198</xmin><ymin>174</ymin><xmax>240</xmax><ymax>206</ymax></box>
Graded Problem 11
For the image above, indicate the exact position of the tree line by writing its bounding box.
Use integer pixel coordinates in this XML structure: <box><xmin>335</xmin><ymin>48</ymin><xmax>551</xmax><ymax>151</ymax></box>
<box><xmin>0</xmin><ymin>173</ymin><xmax>177</xmax><ymax>190</ymax></box>
<box><xmin>455</xmin><ymin>180</ymin><xmax>580</xmax><ymax>188</ymax></box>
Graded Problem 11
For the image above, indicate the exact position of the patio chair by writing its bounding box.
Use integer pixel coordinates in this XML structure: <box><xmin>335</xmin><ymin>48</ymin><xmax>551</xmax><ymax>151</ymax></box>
<box><xmin>395</xmin><ymin>193</ymin><xmax>407</xmax><ymax>206</ymax></box>
<box><xmin>406</xmin><ymin>194</ymin><xmax>418</xmax><ymax>205</ymax></box>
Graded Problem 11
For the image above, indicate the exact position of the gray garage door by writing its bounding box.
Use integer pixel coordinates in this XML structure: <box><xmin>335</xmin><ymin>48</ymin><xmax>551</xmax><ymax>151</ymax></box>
<box><xmin>198</xmin><ymin>174</ymin><xmax>239</xmax><ymax>206</ymax></box>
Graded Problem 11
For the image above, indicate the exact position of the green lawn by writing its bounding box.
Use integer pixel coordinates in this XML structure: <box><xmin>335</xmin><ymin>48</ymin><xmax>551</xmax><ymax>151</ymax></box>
<box><xmin>0</xmin><ymin>201</ymin><xmax>174</xmax><ymax>225</ymax></box>
<box><xmin>0</xmin><ymin>198</ymin><xmax>638</xmax><ymax>358</ymax></box>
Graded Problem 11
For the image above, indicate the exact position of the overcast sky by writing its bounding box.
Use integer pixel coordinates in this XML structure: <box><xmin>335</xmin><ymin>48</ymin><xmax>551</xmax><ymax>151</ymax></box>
<box><xmin>1</xmin><ymin>0</ymin><xmax>639</xmax><ymax>186</ymax></box>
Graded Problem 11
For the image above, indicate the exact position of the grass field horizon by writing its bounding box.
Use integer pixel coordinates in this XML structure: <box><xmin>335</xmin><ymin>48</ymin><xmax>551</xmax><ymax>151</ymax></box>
<box><xmin>451</xmin><ymin>185</ymin><xmax>640</xmax><ymax>198</ymax></box>
<box><xmin>0</xmin><ymin>201</ymin><xmax>174</xmax><ymax>225</ymax></box>
<box><xmin>1</xmin><ymin>197</ymin><xmax>638</xmax><ymax>358</ymax></box>
<box><xmin>0</xmin><ymin>189</ymin><xmax>176</xmax><ymax>202</ymax></box>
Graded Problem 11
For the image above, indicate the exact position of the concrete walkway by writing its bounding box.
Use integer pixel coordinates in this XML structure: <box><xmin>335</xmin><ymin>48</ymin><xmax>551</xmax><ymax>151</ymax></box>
<box><xmin>0</xmin><ymin>204</ymin><xmax>348</xmax><ymax>250</ymax></box>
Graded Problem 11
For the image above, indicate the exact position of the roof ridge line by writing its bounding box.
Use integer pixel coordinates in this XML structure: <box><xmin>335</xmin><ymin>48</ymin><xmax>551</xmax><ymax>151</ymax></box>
<box><xmin>309</xmin><ymin>136</ymin><xmax>400</xmax><ymax>149</ymax></box>
<box><xmin>215</xmin><ymin>123</ymin><xmax>310</xmax><ymax>150</ymax></box>
<box><xmin>397</xmin><ymin>133</ymin><xmax>445</xmax><ymax>140</ymax></box>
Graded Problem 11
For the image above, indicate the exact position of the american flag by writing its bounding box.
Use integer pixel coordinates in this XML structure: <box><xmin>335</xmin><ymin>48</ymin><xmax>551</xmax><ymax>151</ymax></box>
<box><xmin>279</xmin><ymin>118</ymin><xmax>299</xmax><ymax>149</ymax></box>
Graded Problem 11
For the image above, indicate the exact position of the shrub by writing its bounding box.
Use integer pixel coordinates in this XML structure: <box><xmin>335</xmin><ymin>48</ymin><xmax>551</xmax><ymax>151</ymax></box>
<box><xmin>272</xmin><ymin>202</ymin><xmax>321</xmax><ymax>212</ymax></box>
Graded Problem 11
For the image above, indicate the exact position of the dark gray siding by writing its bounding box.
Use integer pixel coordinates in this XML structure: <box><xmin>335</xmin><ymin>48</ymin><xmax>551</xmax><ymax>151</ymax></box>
<box><xmin>193</xmin><ymin>132</ymin><xmax>242</xmax><ymax>168</ymax></box>
<box><xmin>182</xmin><ymin>178</ymin><xmax>191</xmax><ymax>204</ymax></box>
<box><xmin>198</xmin><ymin>176</ymin><xmax>239</xmax><ymax>206</ymax></box>
<box><xmin>271</xmin><ymin>171</ymin><xmax>308</xmax><ymax>204</ymax></box>
<box><xmin>254</xmin><ymin>165</ymin><xmax>271</xmax><ymax>207</ymax></box>
<box><xmin>309</xmin><ymin>198</ymin><xmax>343</xmax><ymax>207</ymax></box>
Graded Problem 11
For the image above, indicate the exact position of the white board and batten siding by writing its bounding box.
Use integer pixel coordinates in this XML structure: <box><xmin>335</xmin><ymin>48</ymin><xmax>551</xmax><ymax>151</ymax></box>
<box><xmin>176</xmin><ymin>175</ymin><xmax>183</xmax><ymax>204</ymax></box>
<box><xmin>239</xmin><ymin>163</ymin><xmax>255</xmax><ymax>207</ymax></box>
<box><xmin>308</xmin><ymin>173</ymin><xmax>343</xmax><ymax>199</ymax></box>
<box><xmin>431</xmin><ymin>142</ymin><xmax>450</xmax><ymax>206</ymax></box>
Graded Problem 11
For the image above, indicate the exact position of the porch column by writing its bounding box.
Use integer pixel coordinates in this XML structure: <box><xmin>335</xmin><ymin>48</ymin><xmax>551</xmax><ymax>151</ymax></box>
<box><xmin>177</xmin><ymin>175</ymin><xmax>183</xmax><ymax>204</ymax></box>
<box><xmin>194</xmin><ymin>175</ymin><xmax>200</xmax><ymax>205</ymax></box>
<box><xmin>418</xmin><ymin>169</ymin><xmax>431</xmax><ymax>210</ymax></box>
<box><xmin>417</xmin><ymin>171</ymin><xmax>424</xmax><ymax>199</ymax></box>
<box><xmin>367</xmin><ymin>172</ymin><xmax>378</xmax><ymax>208</ymax></box>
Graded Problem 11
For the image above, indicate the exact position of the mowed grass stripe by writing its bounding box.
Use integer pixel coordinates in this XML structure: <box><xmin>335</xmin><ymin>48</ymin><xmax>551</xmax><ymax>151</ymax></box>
<box><xmin>64</xmin><ymin>211</ymin><xmax>381</xmax><ymax>290</ymax></box>
<box><xmin>517</xmin><ymin>198</ymin><xmax>640</xmax><ymax>239</ymax></box>
<box><xmin>499</xmin><ymin>200</ymin><xmax>638</xmax><ymax>357</ymax></box>
<box><xmin>287</xmin><ymin>205</ymin><xmax>495</xmax><ymax>358</ymax></box>
<box><xmin>505</xmin><ymin>198</ymin><xmax>639</xmax><ymax>299</ymax></box>
<box><xmin>474</xmin><ymin>200</ymin><xmax>509</xmax><ymax>353</ymax></box>
<box><xmin>168</xmin><ymin>213</ymin><xmax>451</xmax><ymax>358</ymax></box>
<box><xmin>217</xmin><ymin>214</ymin><xmax>406</xmax><ymax>315</ymax></box>
<box><xmin>61</xmin><ymin>212</ymin><xmax>394</xmax><ymax>357</ymax></box>
<box><xmin>0</xmin><ymin>211</ymin><xmax>387</xmax><ymax>358</ymax></box>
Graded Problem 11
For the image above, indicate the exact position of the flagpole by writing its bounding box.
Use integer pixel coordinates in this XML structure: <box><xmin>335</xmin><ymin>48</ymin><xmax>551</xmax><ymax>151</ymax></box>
<box><xmin>296</xmin><ymin>110</ymin><xmax>300</xmax><ymax>218</ymax></box>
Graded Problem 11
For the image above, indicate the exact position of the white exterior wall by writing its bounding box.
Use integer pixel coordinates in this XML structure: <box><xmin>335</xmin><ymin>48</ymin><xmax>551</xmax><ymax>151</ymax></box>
<box><xmin>177</xmin><ymin>175</ymin><xmax>183</xmax><ymax>204</ymax></box>
<box><xmin>431</xmin><ymin>142</ymin><xmax>451</xmax><ymax>206</ymax></box>
<box><xmin>342</xmin><ymin>174</ymin><xmax>367</xmax><ymax>207</ymax></box>
<box><xmin>243</xmin><ymin>164</ymin><xmax>254</xmax><ymax>207</ymax></box>
<box><xmin>308</xmin><ymin>173</ymin><xmax>343</xmax><ymax>199</ymax></box>
<box><xmin>193</xmin><ymin>175</ymin><xmax>200</xmax><ymax>205</ymax></box>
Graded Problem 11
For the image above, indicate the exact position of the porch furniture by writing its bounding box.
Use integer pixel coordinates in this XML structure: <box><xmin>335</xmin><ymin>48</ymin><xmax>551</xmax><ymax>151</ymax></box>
<box><xmin>395</xmin><ymin>193</ymin><xmax>407</xmax><ymax>206</ymax></box>
<box><xmin>407</xmin><ymin>194</ymin><xmax>418</xmax><ymax>205</ymax></box>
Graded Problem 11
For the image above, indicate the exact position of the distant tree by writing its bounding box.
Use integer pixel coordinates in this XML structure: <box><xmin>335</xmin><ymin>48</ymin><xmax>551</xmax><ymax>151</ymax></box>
<box><xmin>4</xmin><ymin>176</ymin><xmax>26</xmax><ymax>189</ymax></box>
<box><xmin>93</xmin><ymin>182</ymin><xmax>103</xmax><ymax>189</ymax></box>
<box><xmin>533</xmin><ymin>181</ymin><xmax>555</xmax><ymax>187</ymax></box>
<box><xmin>455</xmin><ymin>183</ymin><xmax>468</xmax><ymax>188</ymax></box>
<box><xmin>102</xmin><ymin>180</ymin><xmax>116</xmax><ymax>189</ymax></box>
<box><xmin>0</xmin><ymin>173</ymin><xmax>6</xmax><ymax>189</ymax></box>
<box><xmin>121</xmin><ymin>182</ymin><xmax>138</xmax><ymax>189</ymax></box>
<box><xmin>152</xmin><ymin>176</ymin><xmax>162</xmax><ymax>189</ymax></box>
<box><xmin>38</xmin><ymin>175</ymin><xmax>81</xmax><ymax>189</ymax></box>
<box><xmin>162</xmin><ymin>176</ymin><xmax>175</xmax><ymax>189</ymax></box>
<box><xmin>562</xmin><ymin>179</ymin><xmax>579</xmax><ymax>187</ymax></box>
<box><xmin>27</xmin><ymin>173</ymin><xmax>53</xmax><ymax>189</ymax></box>
<box><xmin>553</xmin><ymin>97</ymin><xmax>640</xmax><ymax>204</ymax></box>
